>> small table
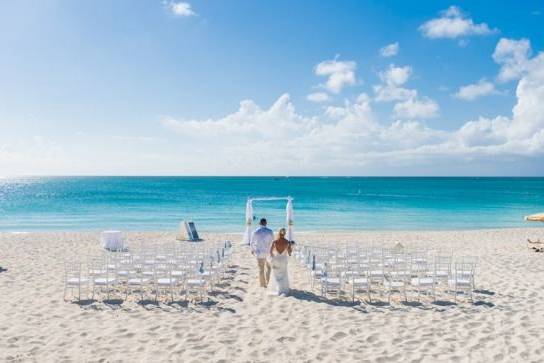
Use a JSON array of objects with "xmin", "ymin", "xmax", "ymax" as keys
[{"xmin": 101, "ymin": 230, "xmax": 124, "ymax": 251}]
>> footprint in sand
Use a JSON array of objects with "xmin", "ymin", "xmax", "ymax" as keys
[
  {"xmin": 276, "ymin": 336, "xmax": 295, "ymax": 343},
  {"xmin": 330, "ymin": 331, "xmax": 348, "ymax": 341}
]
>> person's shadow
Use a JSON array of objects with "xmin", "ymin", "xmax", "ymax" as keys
[
  {"xmin": 288, "ymin": 289, "xmax": 359, "ymax": 307},
  {"xmin": 0, "ymin": 267, "xmax": 7, "ymax": 273}
]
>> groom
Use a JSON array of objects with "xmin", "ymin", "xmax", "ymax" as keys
[{"xmin": 251, "ymin": 218, "xmax": 274, "ymax": 288}]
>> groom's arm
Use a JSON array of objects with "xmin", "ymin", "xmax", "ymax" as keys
[{"xmin": 250, "ymin": 231, "xmax": 258, "ymax": 254}]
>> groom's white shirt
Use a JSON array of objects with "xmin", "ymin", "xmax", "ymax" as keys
[{"xmin": 251, "ymin": 226, "xmax": 274, "ymax": 258}]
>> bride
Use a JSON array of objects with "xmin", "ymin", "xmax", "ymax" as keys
[{"xmin": 268, "ymin": 228, "xmax": 292, "ymax": 296}]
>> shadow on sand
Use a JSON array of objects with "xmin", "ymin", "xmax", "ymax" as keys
[
  {"xmin": 71, "ymin": 299, "xmax": 97, "ymax": 306},
  {"xmin": 287, "ymin": 289, "xmax": 359, "ymax": 307},
  {"xmin": 0, "ymin": 267, "xmax": 7, "ymax": 273},
  {"xmin": 474, "ymin": 289, "xmax": 495, "ymax": 296},
  {"xmin": 432, "ymin": 300, "xmax": 457, "ymax": 307},
  {"xmin": 473, "ymin": 300, "xmax": 495, "ymax": 308}
]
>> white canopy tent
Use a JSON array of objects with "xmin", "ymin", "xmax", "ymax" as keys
[{"xmin": 243, "ymin": 196, "xmax": 294, "ymax": 245}]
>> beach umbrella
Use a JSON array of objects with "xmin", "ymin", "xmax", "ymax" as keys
[
  {"xmin": 525, "ymin": 213, "xmax": 544, "ymax": 222},
  {"xmin": 286, "ymin": 197, "xmax": 294, "ymax": 242},
  {"xmin": 243, "ymin": 199, "xmax": 253, "ymax": 245}
]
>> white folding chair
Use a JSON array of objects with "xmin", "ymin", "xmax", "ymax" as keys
[
  {"xmin": 185, "ymin": 261, "xmax": 209, "ymax": 302},
  {"xmin": 126, "ymin": 260, "xmax": 150, "ymax": 301},
  {"xmin": 347, "ymin": 260, "xmax": 371, "ymax": 303},
  {"xmin": 410, "ymin": 253, "xmax": 435, "ymax": 302},
  {"xmin": 448, "ymin": 260, "xmax": 476, "ymax": 302},
  {"xmin": 433, "ymin": 254, "xmax": 452, "ymax": 296},
  {"xmin": 367, "ymin": 251, "xmax": 385, "ymax": 299},
  {"xmin": 321, "ymin": 262, "xmax": 343, "ymax": 298},
  {"xmin": 154, "ymin": 261, "xmax": 177, "ymax": 302},
  {"xmin": 89, "ymin": 258, "xmax": 117, "ymax": 300},
  {"xmin": 384, "ymin": 255, "xmax": 409, "ymax": 303},
  {"xmin": 64, "ymin": 261, "xmax": 88, "ymax": 301}
]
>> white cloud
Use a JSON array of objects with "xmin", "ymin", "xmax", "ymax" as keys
[
  {"xmin": 493, "ymin": 38, "xmax": 532, "ymax": 82},
  {"xmin": 314, "ymin": 58, "xmax": 357, "ymax": 93},
  {"xmin": 374, "ymin": 65, "xmax": 417, "ymax": 102},
  {"xmin": 160, "ymin": 48, "xmax": 544, "ymax": 174},
  {"xmin": 382, "ymin": 64, "xmax": 412, "ymax": 86},
  {"xmin": 393, "ymin": 97, "xmax": 439, "ymax": 119},
  {"xmin": 5, "ymin": 42, "xmax": 543, "ymax": 176},
  {"xmin": 110, "ymin": 135, "xmax": 162, "ymax": 144},
  {"xmin": 453, "ymin": 79, "xmax": 497, "ymax": 101},
  {"xmin": 419, "ymin": 6, "xmax": 497, "ymax": 39},
  {"xmin": 169, "ymin": 2, "xmax": 196, "ymax": 17},
  {"xmin": 5, "ymin": 49, "xmax": 543, "ymax": 176},
  {"xmin": 161, "ymin": 94, "xmax": 320, "ymax": 142},
  {"xmin": 374, "ymin": 86, "xmax": 417, "ymax": 103},
  {"xmin": 306, "ymin": 92, "xmax": 330, "ymax": 103},
  {"xmin": 380, "ymin": 42, "xmax": 399, "ymax": 57},
  {"xmin": 372, "ymin": 64, "xmax": 439, "ymax": 119}
]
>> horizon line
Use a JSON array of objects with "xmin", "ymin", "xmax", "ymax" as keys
[{"xmin": 2, "ymin": 175, "xmax": 544, "ymax": 178}]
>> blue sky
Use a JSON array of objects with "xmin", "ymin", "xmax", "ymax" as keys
[{"xmin": 1, "ymin": 1, "xmax": 544, "ymax": 176}]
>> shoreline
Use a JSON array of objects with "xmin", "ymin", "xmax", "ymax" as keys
[{"xmin": 2, "ymin": 225, "xmax": 543, "ymax": 234}]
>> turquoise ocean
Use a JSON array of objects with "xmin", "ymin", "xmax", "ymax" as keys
[{"xmin": 0, "ymin": 177, "xmax": 543, "ymax": 232}]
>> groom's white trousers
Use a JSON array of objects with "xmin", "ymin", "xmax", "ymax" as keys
[{"xmin": 257, "ymin": 258, "xmax": 271, "ymax": 287}]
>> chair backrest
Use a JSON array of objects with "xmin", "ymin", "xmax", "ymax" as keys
[
  {"xmin": 453, "ymin": 261, "xmax": 475, "ymax": 280},
  {"xmin": 323, "ymin": 261, "xmax": 342, "ymax": 279},
  {"xmin": 409, "ymin": 250, "xmax": 429, "ymax": 276},
  {"xmin": 457, "ymin": 255, "xmax": 478, "ymax": 266},
  {"xmin": 65, "ymin": 261, "xmax": 82, "ymax": 280},
  {"xmin": 116, "ymin": 254, "xmax": 133, "ymax": 270},
  {"xmin": 186, "ymin": 259, "xmax": 205, "ymax": 280},
  {"xmin": 387, "ymin": 253, "xmax": 409, "ymax": 280},
  {"xmin": 153, "ymin": 261, "xmax": 172, "ymax": 279},
  {"xmin": 434, "ymin": 255, "xmax": 452, "ymax": 275},
  {"xmin": 89, "ymin": 257, "xmax": 108, "ymax": 278}
]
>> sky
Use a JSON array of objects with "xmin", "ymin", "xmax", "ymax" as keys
[{"xmin": 1, "ymin": 0, "xmax": 544, "ymax": 176}]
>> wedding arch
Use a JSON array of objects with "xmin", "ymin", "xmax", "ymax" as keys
[{"xmin": 242, "ymin": 196, "xmax": 294, "ymax": 245}]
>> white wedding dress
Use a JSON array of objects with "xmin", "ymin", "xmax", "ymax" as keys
[{"xmin": 269, "ymin": 246, "xmax": 290, "ymax": 296}]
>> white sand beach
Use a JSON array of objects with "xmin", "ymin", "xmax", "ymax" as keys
[{"xmin": 1, "ymin": 228, "xmax": 544, "ymax": 362}]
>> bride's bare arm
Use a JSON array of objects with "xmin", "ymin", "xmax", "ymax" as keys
[
  {"xmin": 270, "ymin": 241, "xmax": 275, "ymax": 257},
  {"xmin": 287, "ymin": 242, "xmax": 292, "ymax": 256}
]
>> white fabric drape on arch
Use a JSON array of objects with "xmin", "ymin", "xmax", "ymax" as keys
[
  {"xmin": 286, "ymin": 198, "xmax": 294, "ymax": 242},
  {"xmin": 243, "ymin": 199, "xmax": 253, "ymax": 245},
  {"xmin": 242, "ymin": 197, "xmax": 294, "ymax": 245}
]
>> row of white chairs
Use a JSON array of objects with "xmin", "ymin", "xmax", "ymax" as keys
[
  {"xmin": 64, "ymin": 240, "xmax": 233, "ymax": 303},
  {"xmin": 295, "ymin": 244, "xmax": 478, "ymax": 303}
]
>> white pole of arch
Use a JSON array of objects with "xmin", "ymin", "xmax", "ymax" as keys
[
  {"xmin": 286, "ymin": 197, "xmax": 294, "ymax": 242},
  {"xmin": 243, "ymin": 199, "xmax": 253, "ymax": 245}
]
